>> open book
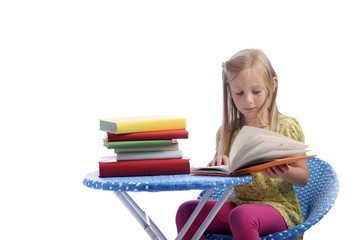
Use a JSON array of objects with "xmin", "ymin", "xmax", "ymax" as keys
[{"xmin": 191, "ymin": 126, "xmax": 315, "ymax": 176}]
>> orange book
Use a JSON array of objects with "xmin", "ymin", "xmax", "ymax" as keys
[
  {"xmin": 191, "ymin": 126, "xmax": 313, "ymax": 176},
  {"xmin": 191, "ymin": 155, "xmax": 316, "ymax": 176}
]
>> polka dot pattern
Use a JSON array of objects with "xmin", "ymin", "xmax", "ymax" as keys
[{"xmin": 83, "ymin": 173, "xmax": 253, "ymax": 192}]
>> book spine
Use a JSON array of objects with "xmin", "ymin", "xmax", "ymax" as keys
[
  {"xmin": 107, "ymin": 129, "xmax": 189, "ymax": 141},
  {"xmin": 99, "ymin": 121, "xmax": 117, "ymax": 134},
  {"xmin": 99, "ymin": 159, "xmax": 190, "ymax": 177},
  {"xmin": 114, "ymin": 142, "xmax": 179, "ymax": 153},
  {"xmin": 105, "ymin": 139, "xmax": 173, "ymax": 149},
  {"xmin": 116, "ymin": 150, "xmax": 183, "ymax": 161},
  {"xmin": 115, "ymin": 118, "xmax": 186, "ymax": 134}
]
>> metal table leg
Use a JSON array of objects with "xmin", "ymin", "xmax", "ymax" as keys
[
  {"xmin": 114, "ymin": 191, "xmax": 167, "ymax": 240},
  {"xmin": 191, "ymin": 186, "xmax": 234, "ymax": 240},
  {"xmin": 175, "ymin": 188, "xmax": 215, "ymax": 240},
  {"xmin": 115, "ymin": 187, "xmax": 233, "ymax": 240}
]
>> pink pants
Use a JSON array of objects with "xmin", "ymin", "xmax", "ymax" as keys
[{"xmin": 175, "ymin": 200, "xmax": 287, "ymax": 240}]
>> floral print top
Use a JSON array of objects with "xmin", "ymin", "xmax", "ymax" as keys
[{"xmin": 216, "ymin": 114, "xmax": 305, "ymax": 234}]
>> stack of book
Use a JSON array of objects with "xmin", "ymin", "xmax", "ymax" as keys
[{"xmin": 98, "ymin": 116, "xmax": 190, "ymax": 177}]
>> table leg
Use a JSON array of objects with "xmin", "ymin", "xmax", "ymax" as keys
[
  {"xmin": 175, "ymin": 188, "xmax": 215, "ymax": 240},
  {"xmin": 114, "ymin": 191, "xmax": 167, "ymax": 240},
  {"xmin": 114, "ymin": 187, "xmax": 233, "ymax": 240},
  {"xmin": 191, "ymin": 186, "xmax": 234, "ymax": 240}
]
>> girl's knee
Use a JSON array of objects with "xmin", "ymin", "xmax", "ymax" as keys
[
  {"xmin": 229, "ymin": 205, "xmax": 259, "ymax": 229},
  {"xmin": 228, "ymin": 205, "xmax": 262, "ymax": 240},
  {"xmin": 229, "ymin": 204, "xmax": 288, "ymax": 239},
  {"xmin": 177, "ymin": 200, "xmax": 199, "ymax": 213}
]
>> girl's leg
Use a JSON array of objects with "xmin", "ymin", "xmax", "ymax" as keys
[
  {"xmin": 175, "ymin": 200, "xmax": 236, "ymax": 240},
  {"xmin": 229, "ymin": 204, "xmax": 288, "ymax": 240}
]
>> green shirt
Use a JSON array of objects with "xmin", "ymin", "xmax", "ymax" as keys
[{"xmin": 216, "ymin": 114, "xmax": 305, "ymax": 236}]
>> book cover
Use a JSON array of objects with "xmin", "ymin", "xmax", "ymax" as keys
[
  {"xmin": 99, "ymin": 115, "xmax": 186, "ymax": 134},
  {"xmin": 99, "ymin": 157, "xmax": 190, "ymax": 177},
  {"xmin": 116, "ymin": 150, "xmax": 183, "ymax": 161},
  {"xmin": 106, "ymin": 129, "xmax": 189, "ymax": 141},
  {"xmin": 104, "ymin": 139, "xmax": 173, "ymax": 149},
  {"xmin": 191, "ymin": 126, "xmax": 313, "ymax": 176},
  {"xmin": 231, "ymin": 155, "xmax": 316, "ymax": 175}
]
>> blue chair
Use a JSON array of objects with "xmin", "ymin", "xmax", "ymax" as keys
[{"xmin": 197, "ymin": 157, "xmax": 339, "ymax": 240}]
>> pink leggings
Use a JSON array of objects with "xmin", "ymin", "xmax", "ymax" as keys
[{"xmin": 176, "ymin": 200, "xmax": 287, "ymax": 240}]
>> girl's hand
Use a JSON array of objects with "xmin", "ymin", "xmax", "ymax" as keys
[
  {"xmin": 264, "ymin": 159, "xmax": 309, "ymax": 187},
  {"xmin": 264, "ymin": 164, "xmax": 289, "ymax": 178},
  {"xmin": 207, "ymin": 154, "xmax": 229, "ymax": 166}
]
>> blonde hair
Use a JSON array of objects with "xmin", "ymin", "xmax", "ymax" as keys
[{"xmin": 220, "ymin": 49, "xmax": 280, "ymax": 156}]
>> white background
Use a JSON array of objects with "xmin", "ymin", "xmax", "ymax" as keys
[{"xmin": 1, "ymin": 0, "xmax": 359, "ymax": 239}]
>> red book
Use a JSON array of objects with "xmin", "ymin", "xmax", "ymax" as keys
[
  {"xmin": 99, "ymin": 157, "xmax": 190, "ymax": 177},
  {"xmin": 106, "ymin": 129, "xmax": 189, "ymax": 142}
]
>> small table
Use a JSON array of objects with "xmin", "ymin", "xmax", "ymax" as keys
[{"xmin": 83, "ymin": 172, "xmax": 252, "ymax": 240}]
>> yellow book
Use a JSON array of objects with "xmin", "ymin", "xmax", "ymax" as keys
[{"xmin": 99, "ymin": 115, "xmax": 186, "ymax": 134}]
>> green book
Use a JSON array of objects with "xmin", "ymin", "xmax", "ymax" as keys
[{"xmin": 104, "ymin": 139, "xmax": 173, "ymax": 149}]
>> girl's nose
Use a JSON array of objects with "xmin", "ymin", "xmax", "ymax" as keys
[{"xmin": 245, "ymin": 93, "xmax": 253, "ymax": 104}]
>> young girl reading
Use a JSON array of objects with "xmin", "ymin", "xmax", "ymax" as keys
[{"xmin": 175, "ymin": 49, "xmax": 308, "ymax": 240}]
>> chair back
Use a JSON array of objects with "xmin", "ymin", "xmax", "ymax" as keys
[{"xmin": 294, "ymin": 157, "xmax": 339, "ymax": 221}]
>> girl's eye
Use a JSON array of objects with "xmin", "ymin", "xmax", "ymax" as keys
[
  {"xmin": 236, "ymin": 91, "xmax": 244, "ymax": 96},
  {"xmin": 253, "ymin": 90, "xmax": 261, "ymax": 95}
]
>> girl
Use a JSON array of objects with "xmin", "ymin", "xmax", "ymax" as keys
[{"xmin": 176, "ymin": 49, "xmax": 308, "ymax": 240}]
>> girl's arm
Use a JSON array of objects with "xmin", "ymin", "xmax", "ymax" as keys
[{"xmin": 264, "ymin": 157, "xmax": 309, "ymax": 187}]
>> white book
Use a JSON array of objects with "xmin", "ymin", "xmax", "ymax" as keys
[{"xmin": 116, "ymin": 150, "xmax": 183, "ymax": 161}]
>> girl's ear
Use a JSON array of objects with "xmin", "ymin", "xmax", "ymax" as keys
[{"xmin": 272, "ymin": 77, "xmax": 278, "ymax": 92}]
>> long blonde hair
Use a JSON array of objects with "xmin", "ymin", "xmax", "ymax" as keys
[{"xmin": 220, "ymin": 49, "xmax": 280, "ymax": 156}]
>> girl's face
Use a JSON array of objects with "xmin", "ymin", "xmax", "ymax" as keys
[{"xmin": 228, "ymin": 70, "xmax": 274, "ymax": 127}]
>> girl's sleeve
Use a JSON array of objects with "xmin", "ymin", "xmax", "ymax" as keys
[{"xmin": 279, "ymin": 117, "xmax": 305, "ymax": 143}]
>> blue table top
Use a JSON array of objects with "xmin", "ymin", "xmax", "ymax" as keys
[{"xmin": 83, "ymin": 171, "xmax": 253, "ymax": 192}]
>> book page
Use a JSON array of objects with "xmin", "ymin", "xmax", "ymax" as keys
[
  {"xmin": 228, "ymin": 126, "xmax": 297, "ymax": 162},
  {"xmin": 230, "ymin": 137, "xmax": 264, "ymax": 171},
  {"xmin": 229, "ymin": 126, "xmax": 309, "ymax": 172},
  {"xmin": 238, "ymin": 137, "xmax": 308, "ymax": 164},
  {"xmin": 228, "ymin": 129, "xmax": 265, "ymax": 165},
  {"xmin": 190, "ymin": 165, "xmax": 230, "ymax": 175},
  {"xmin": 234, "ymin": 149, "xmax": 309, "ymax": 170}
]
